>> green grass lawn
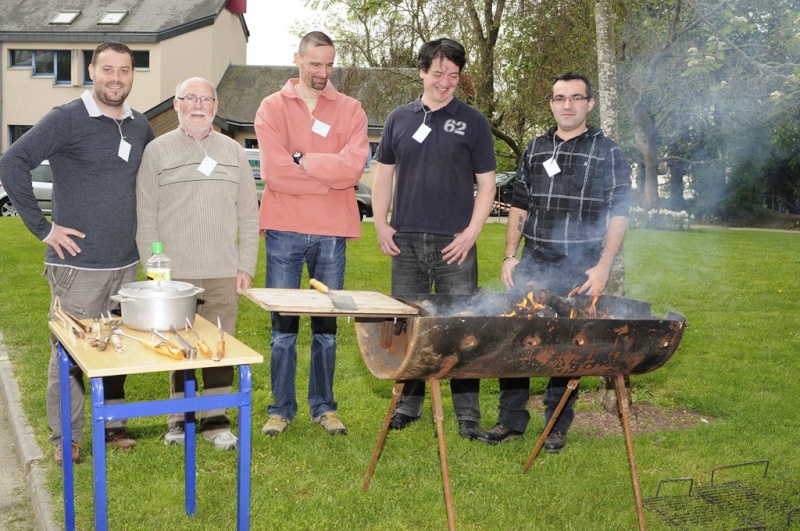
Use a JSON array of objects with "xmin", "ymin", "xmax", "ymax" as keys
[{"xmin": 1, "ymin": 218, "xmax": 799, "ymax": 530}]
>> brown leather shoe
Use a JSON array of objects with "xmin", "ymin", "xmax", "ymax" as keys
[
  {"xmin": 54, "ymin": 441, "xmax": 81, "ymax": 465},
  {"xmin": 105, "ymin": 429, "xmax": 136, "ymax": 450}
]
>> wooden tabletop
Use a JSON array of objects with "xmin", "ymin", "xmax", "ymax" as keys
[
  {"xmin": 245, "ymin": 288, "xmax": 419, "ymax": 317},
  {"xmin": 50, "ymin": 315, "xmax": 263, "ymax": 378}
]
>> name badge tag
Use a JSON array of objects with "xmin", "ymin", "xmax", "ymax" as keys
[
  {"xmin": 198, "ymin": 156, "xmax": 218, "ymax": 176},
  {"xmin": 312, "ymin": 119, "xmax": 331, "ymax": 137},
  {"xmin": 413, "ymin": 123, "xmax": 432, "ymax": 143},
  {"xmin": 544, "ymin": 157, "xmax": 561, "ymax": 177},
  {"xmin": 118, "ymin": 139, "xmax": 131, "ymax": 161}
]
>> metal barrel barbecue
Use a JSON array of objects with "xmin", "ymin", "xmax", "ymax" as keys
[
  {"xmin": 355, "ymin": 291, "xmax": 685, "ymax": 381},
  {"xmin": 355, "ymin": 290, "xmax": 687, "ymax": 531}
]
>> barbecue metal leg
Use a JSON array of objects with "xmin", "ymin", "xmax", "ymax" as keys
[
  {"xmin": 615, "ymin": 374, "xmax": 646, "ymax": 531},
  {"xmin": 362, "ymin": 381, "xmax": 405, "ymax": 492},
  {"xmin": 430, "ymin": 378, "xmax": 456, "ymax": 531},
  {"xmin": 523, "ymin": 377, "xmax": 580, "ymax": 473}
]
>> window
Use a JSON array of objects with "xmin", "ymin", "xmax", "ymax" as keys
[
  {"xmin": 245, "ymin": 139, "xmax": 259, "ymax": 149},
  {"xmin": 9, "ymin": 125, "xmax": 33, "ymax": 144},
  {"xmin": 56, "ymin": 52, "xmax": 71, "ymax": 84},
  {"xmin": 99, "ymin": 11, "xmax": 127, "ymax": 24},
  {"xmin": 10, "ymin": 50, "xmax": 32, "ymax": 67},
  {"xmin": 50, "ymin": 10, "xmax": 80, "ymax": 25},
  {"xmin": 33, "ymin": 51, "xmax": 55, "ymax": 75},
  {"xmin": 133, "ymin": 51, "xmax": 149, "ymax": 70},
  {"xmin": 14, "ymin": 50, "xmax": 72, "ymax": 84},
  {"xmin": 83, "ymin": 50, "xmax": 93, "ymax": 84}
]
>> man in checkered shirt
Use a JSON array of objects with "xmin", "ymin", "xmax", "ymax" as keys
[{"xmin": 478, "ymin": 72, "xmax": 632, "ymax": 449}]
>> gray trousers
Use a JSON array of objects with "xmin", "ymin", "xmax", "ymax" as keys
[
  {"xmin": 167, "ymin": 277, "xmax": 238, "ymax": 436},
  {"xmin": 46, "ymin": 264, "xmax": 137, "ymax": 446}
]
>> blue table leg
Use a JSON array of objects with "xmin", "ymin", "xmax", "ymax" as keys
[
  {"xmin": 237, "ymin": 365, "xmax": 252, "ymax": 531},
  {"xmin": 90, "ymin": 377, "xmax": 108, "ymax": 531},
  {"xmin": 184, "ymin": 370, "xmax": 197, "ymax": 517},
  {"xmin": 57, "ymin": 343, "xmax": 75, "ymax": 531}
]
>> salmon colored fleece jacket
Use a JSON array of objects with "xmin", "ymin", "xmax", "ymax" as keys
[{"xmin": 255, "ymin": 79, "xmax": 369, "ymax": 239}]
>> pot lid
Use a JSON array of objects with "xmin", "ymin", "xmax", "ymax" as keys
[{"xmin": 118, "ymin": 280, "xmax": 198, "ymax": 299}]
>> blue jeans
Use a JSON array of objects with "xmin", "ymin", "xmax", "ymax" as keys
[
  {"xmin": 391, "ymin": 232, "xmax": 481, "ymax": 422},
  {"xmin": 265, "ymin": 231, "xmax": 345, "ymax": 421}
]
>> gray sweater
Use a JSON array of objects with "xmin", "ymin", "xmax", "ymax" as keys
[
  {"xmin": 0, "ymin": 94, "xmax": 154, "ymax": 269},
  {"xmin": 135, "ymin": 129, "xmax": 259, "ymax": 279}
]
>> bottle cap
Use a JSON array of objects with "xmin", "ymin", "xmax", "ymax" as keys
[{"xmin": 151, "ymin": 241, "xmax": 164, "ymax": 254}]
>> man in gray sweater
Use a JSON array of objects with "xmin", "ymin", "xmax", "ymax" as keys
[
  {"xmin": 0, "ymin": 41, "xmax": 155, "ymax": 464},
  {"xmin": 136, "ymin": 77, "xmax": 259, "ymax": 450}
]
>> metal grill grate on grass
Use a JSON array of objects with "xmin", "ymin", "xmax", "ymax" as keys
[{"xmin": 643, "ymin": 460, "xmax": 800, "ymax": 530}]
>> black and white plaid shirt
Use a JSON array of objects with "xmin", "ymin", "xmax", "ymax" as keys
[{"xmin": 511, "ymin": 126, "xmax": 632, "ymax": 264}]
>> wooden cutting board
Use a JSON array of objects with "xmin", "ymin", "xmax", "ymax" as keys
[{"xmin": 244, "ymin": 288, "xmax": 419, "ymax": 317}]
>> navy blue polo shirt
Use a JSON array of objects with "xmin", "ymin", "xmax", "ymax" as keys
[{"xmin": 376, "ymin": 96, "xmax": 496, "ymax": 235}]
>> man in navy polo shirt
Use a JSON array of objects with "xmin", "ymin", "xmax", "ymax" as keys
[{"xmin": 371, "ymin": 37, "xmax": 496, "ymax": 440}]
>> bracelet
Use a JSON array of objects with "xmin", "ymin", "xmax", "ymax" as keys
[{"xmin": 503, "ymin": 255, "xmax": 517, "ymax": 261}]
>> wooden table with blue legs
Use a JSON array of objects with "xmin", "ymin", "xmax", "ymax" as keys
[{"xmin": 50, "ymin": 315, "xmax": 263, "ymax": 531}]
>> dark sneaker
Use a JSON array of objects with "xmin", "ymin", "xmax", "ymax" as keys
[
  {"xmin": 477, "ymin": 423, "xmax": 523, "ymax": 445},
  {"xmin": 262, "ymin": 415, "xmax": 290, "ymax": 437},
  {"xmin": 388, "ymin": 412, "xmax": 420, "ymax": 430},
  {"xmin": 458, "ymin": 420, "xmax": 483, "ymax": 440},
  {"xmin": 105, "ymin": 429, "xmax": 136, "ymax": 450},
  {"xmin": 55, "ymin": 440, "xmax": 81, "ymax": 465},
  {"xmin": 313, "ymin": 412, "xmax": 347, "ymax": 435},
  {"xmin": 544, "ymin": 431, "xmax": 567, "ymax": 453}
]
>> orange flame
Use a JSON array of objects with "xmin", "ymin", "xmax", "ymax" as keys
[
  {"xmin": 502, "ymin": 287, "xmax": 609, "ymax": 319},
  {"xmin": 501, "ymin": 290, "xmax": 548, "ymax": 318}
]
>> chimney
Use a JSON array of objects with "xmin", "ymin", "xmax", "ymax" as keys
[{"xmin": 227, "ymin": 0, "xmax": 247, "ymax": 14}]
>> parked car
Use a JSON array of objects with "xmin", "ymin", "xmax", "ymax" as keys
[
  {"xmin": 474, "ymin": 171, "xmax": 516, "ymax": 216},
  {"xmin": 354, "ymin": 182, "xmax": 374, "ymax": 220},
  {"xmin": 0, "ymin": 160, "xmax": 53, "ymax": 217}
]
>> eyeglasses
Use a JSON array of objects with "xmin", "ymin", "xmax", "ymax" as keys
[
  {"xmin": 551, "ymin": 95, "xmax": 589, "ymax": 104},
  {"xmin": 176, "ymin": 94, "xmax": 216, "ymax": 105}
]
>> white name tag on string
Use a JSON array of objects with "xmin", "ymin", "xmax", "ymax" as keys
[
  {"xmin": 413, "ymin": 123, "xmax": 432, "ymax": 143},
  {"xmin": 198, "ymin": 156, "xmax": 218, "ymax": 176},
  {"xmin": 312, "ymin": 119, "xmax": 331, "ymax": 137},
  {"xmin": 544, "ymin": 157, "xmax": 561, "ymax": 177},
  {"xmin": 118, "ymin": 139, "xmax": 131, "ymax": 161}
]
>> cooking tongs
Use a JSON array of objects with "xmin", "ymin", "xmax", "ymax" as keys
[
  {"xmin": 169, "ymin": 325, "xmax": 197, "ymax": 359},
  {"xmin": 114, "ymin": 329, "xmax": 183, "ymax": 360},
  {"xmin": 216, "ymin": 317, "xmax": 226, "ymax": 361},
  {"xmin": 185, "ymin": 318, "xmax": 221, "ymax": 362}
]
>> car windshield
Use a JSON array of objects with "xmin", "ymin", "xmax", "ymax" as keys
[{"xmin": 496, "ymin": 172, "xmax": 515, "ymax": 186}]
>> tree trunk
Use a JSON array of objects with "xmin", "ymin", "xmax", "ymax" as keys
[
  {"xmin": 595, "ymin": 0, "xmax": 630, "ymax": 413},
  {"xmin": 633, "ymin": 103, "xmax": 660, "ymax": 209},
  {"xmin": 667, "ymin": 159, "xmax": 687, "ymax": 211}
]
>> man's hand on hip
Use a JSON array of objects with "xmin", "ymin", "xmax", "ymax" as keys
[{"xmin": 43, "ymin": 222, "xmax": 85, "ymax": 260}]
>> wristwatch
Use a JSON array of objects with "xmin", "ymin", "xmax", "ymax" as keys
[{"xmin": 292, "ymin": 151, "xmax": 303, "ymax": 165}]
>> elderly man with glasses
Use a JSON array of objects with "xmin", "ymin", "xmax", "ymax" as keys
[
  {"xmin": 478, "ymin": 71, "xmax": 632, "ymax": 450},
  {"xmin": 135, "ymin": 76, "xmax": 259, "ymax": 450}
]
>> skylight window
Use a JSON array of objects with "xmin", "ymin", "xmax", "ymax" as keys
[
  {"xmin": 50, "ymin": 10, "xmax": 80, "ymax": 25},
  {"xmin": 98, "ymin": 11, "xmax": 127, "ymax": 25}
]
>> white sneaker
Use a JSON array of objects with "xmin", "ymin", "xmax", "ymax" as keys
[
  {"xmin": 204, "ymin": 430, "xmax": 238, "ymax": 450},
  {"xmin": 164, "ymin": 425, "xmax": 185, "ymax": 446}
]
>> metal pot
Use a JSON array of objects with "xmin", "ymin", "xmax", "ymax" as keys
[{"xmin": 110, "ymin": 281, "xmax": 204, "ymax": 331}]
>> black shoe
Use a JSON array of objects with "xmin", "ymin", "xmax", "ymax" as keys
[
  {"xmin": 458, "ymin": 420, "xmax": 482, "ymax": 440},
  {"xmin": 477, "ymin": 423, "xmax": 523, "ymax": 445},
  {"xmin": 389, "ymin": 412, "xmax": 419, "ymax": 430},
  {"xmin": 544, "ymin": 431, "xmax": 566, "ymax": 453}
]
